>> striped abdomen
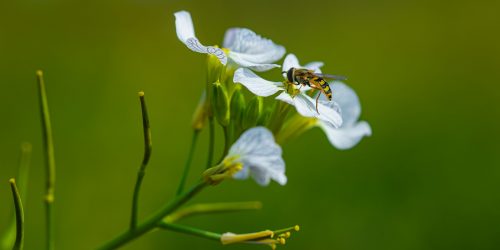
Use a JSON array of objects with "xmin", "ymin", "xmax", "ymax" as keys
[{"xmin": 315, "ymin": 77, "xmax": 332, "ymax": 101}]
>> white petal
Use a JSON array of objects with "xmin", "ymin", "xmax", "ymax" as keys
[
  {"xmin": 331, "ymin": 82, "xmax": 362, "ymax": 126},
  {"xmin": 228, "ymin": 127, "xmax": 286, "ymax": 186},
  {"xmin": 281, "ymin": 54, "xmax": 323, "ymax": 79},
  {"xmin": 275, "ymin": 92, "xmax": 294, "ymax": 105},
  {"xmin": 228, "ymin": 52, "xmax": 281, "ymax": 72},
  {"xmin": 321, "ymin": 121, "xmax": 371, "ymax": 150},
  {"xmin": 316, "ymin": 98, "xmax": 343, "ymax": 128},
  {"xmin": 174, "ymin": 11, "xmax": 195, "ymax": 43},
  {"xmin": 304, "ymin": 61, "xmax": 324, "ymax": 73},
  {"xmin": 174, "ymin": 11, "xmax": 227, "ymax": 65},
  {"xmin": 233, "ymin": 68, "xmax": 283, "ymax": 97},
  {"xmin": 184, "ymin": 38, "xmax": 227, "ymax": 65},
  {"xmin": 282, "ymin": 54, "xmax": 300, "ymax": 72},
  {"xmin": 292, "ymin": 94, "xmax": 321, "ymax": 118},
  {"xmin": 223, "ymin": 28, "xmax": 285, "ymax": 70}
]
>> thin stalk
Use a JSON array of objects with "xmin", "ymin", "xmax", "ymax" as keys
[
  {"xmin": 218, "ymin": 125, "xmax": 230, "ymax": 163},
  {"xmin": 1, "ymin": 143, "xmax": 32, "ymax": 250},
  {"xmin": 164, "ymin": 201, "xmax": 262, "ymax": 223},
  {"xmin": 176, "ymin": 131, "xmax": 199, "ymax": 195},
  {"xmin": 130, "ymin": 92, "xmax": 153, "ymax": 230},
  {"xmin": 97, "ymin": 181, "xmax": 207, "ymax": 250},
  {"xmin": 157, "ymin": 222, "xmax": 221, "ymax": 241},
  {"xmin": 9, "ymin": 179, "xmax": 24, "ymax": 250},
  {"xmin": 206, "ymin": 117, "xmax": 215, "ymax": 169},
  {"xmin": 36, "ymin": 70, "xmax": 56, "ymax": 250}
]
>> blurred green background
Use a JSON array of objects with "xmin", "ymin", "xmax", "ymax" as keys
[{"xmin": 1, "ymin": 0, "xmax": 500, "ymax": 249}]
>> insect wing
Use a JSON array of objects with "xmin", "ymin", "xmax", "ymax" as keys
[{"xmin": 315, "ymin": 73, "xmax": 347, "ymax": 81}]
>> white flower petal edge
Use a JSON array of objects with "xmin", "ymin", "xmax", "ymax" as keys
[
  {"xmin": 223, "ymin": 28, "xmax": 285, "ymax": 72},
  {"xmin": 282, "ymin": 54, "xmax": 324, "ymax": 74},
  {"xmin": 318, "ymin": 82, "xmax": 371, "ymax": 149},
  {"xmin": 233, "ymin": 68, "xmax": 283, "ymax": 97},
  {"xmin": 320, "ymin": 121, "xmax": 371, "ymax": 150},
  {"xmin": 229, "ymin": 127, "xmax": 287, "ymax": 186},
  {"xmin": 174, "ymin": 11, "xmax": 227, "ymax": 65}
]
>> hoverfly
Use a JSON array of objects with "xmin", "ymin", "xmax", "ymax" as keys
[{"xmin": 283, "ymin": 67, "xmax": 347, "ymax": 113}]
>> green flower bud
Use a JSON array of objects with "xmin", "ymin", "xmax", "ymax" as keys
[
  {"xmin": 229, "ymin": 86, "xmax": 246, "ymax": 129},
  {"xmin": 191, "ymin": 91, "xmax": 208, "ymax": 131},
  {"xmin": 242, "ymin": 96, "xmax": 263, "ymax": 130},
  {"xmin": 211, "ymin": 82, "xmax": 230, "ymax": 127}
]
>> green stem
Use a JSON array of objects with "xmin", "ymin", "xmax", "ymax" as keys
[
  {"xmin": 218, "ymin": 125, "xmax": 230, "ymax": 163},
  {"xmin": 36, "ymin": 70, "xmax": 56, "ymax": 250},
  {"xmin": 176, "ymin": 131, "xmax": 199, "ymax": 195},
  {"xmin": 206, "ymin": 117, "xmax": 215, "ymax": 169},
  {"xmin": 97, "ymin": 182, "xmax": 207, "ymax": 250},
  {"xmin": 157, "ymin": 222, "xmax": 221, "ymax": 241},
  {"xmin": 164, "ymin": 201, "xmax": 262, "ymax": 223},
  {"xmin": 9, "ymin": 179, "xmax": 24, "ymax": 250},
  {"xmin": 130, "ymin": 92, "xmax": 153, "ymax": 230},
  {"xmin": 1, "ymin": 143, "xmax": 32, "ymax": 249}
]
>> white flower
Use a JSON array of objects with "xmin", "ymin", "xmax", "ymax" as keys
[
  {"xmin": 226, "ymin": 127, "xmax": 286, "ymax": 186},
  {"xmin": 233, "ymin": 54, "xmax": 343, "ymax": 128},
  {"xmin": 318, "ymin": 82, "xmax": 371, "ymax": 150},
  {"xmin": 174, "ymin": 11, "xmax": 285, "ymax": 71}
]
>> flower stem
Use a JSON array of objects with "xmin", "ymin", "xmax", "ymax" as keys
[
  {"xmin": 9, "ymin": 179, "xmax": 24, "ymax": 250},
  {"xmin": 157, "ymin": 222, "xmax": 221, "ymax": 241},
  {"xmin": 164, "ymin": 201, "xmax": 262, "ymax": 223},
  {"xmin": 176, "ymin": 131, "xmax": 199, "ymax": 195},
  {"xmin": 206, "ymin": 117, "xmax": 215, "ymax": 169},
  {"xmin": 1, "ymin": 143, "xmax": 32, "ymax": 250},
  {"xmin": 36, "ymin": 70, "xmax": 56, "ymax": 250},
  {"xmin": 97, "ymin": 181, "xmax": 208, "ymax": 250},
  {"xmin": 218, "ymin": 125, "xmax": 230, "ymax": 163},
  {"xmin": 130, "ymin": 92, "xmax": 153, "ymax": 230}
]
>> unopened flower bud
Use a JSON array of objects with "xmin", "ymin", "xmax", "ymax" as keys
[
  {"xmin": 211, "ymin": 82, "xmax": 230, "ymax": 127},
  {"xmin": 242, "ymin": 96, "xmax": 263, "ymax": 130},
  {"xmin": 230, "ymin": 86, "xmax": 246, "ymax": 129}
]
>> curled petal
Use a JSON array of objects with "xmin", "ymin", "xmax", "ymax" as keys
[
  {"xmin": 320, "ymin": 121, "xmax": 371, "ymax": 150},
  {"xmin": 174, "ymin": 11, "xmax": 227, "ymax": 65},
  {"xmin": 174, "ymin": 11, "xmax": 195, "ymax": 43},
  {"xmin": 233, "ymin": 68, "xmax": 283, "ymax": 97},
  {"xmin": 229, "ymin": 127, "xmax": 287, "ymax": 186}
]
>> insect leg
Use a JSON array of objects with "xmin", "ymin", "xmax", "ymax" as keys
[{"xmin": 315, "ymin": 93, "xmax": 321, "ymax": 114}]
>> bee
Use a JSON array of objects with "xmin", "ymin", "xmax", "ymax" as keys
[{"xmin": 283, "ymin": 67, "xmax": 347, "ymax": 113}]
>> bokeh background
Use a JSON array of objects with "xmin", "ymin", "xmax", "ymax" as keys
[{"xmin": 1, "ymin": 0, "xmax": 500, "ymax": 249}]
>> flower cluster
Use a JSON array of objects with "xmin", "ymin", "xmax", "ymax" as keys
[{"xmin": 175, "ymin": 10, "xmax": 371, "ymax": 187}]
